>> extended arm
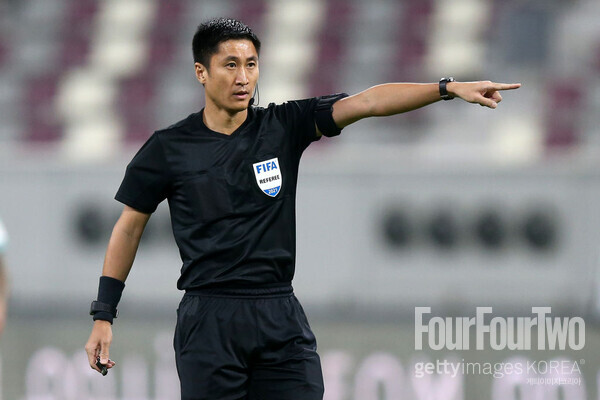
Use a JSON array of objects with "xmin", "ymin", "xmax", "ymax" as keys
[
  {"xmin": 331, "ymin": 80, "xmax": 521, "ymax": 129},
  {"xmin": 85, "ymin": 205, "xmax": 150, "ymax": 374}
]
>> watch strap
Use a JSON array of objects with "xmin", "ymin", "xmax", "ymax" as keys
[{"xmin": 439, "ymin": 77, "xmax": 455, "ymax": 100}]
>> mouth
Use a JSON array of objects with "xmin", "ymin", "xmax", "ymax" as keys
[{"xmin": 233, "ymin": 91, "xmax": 249, "ymax": 100}]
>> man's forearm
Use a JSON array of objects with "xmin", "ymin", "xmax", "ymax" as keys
[
  {"xmin": 333, "ymin": 83, "xmax": 442, "ymax": 128},
  {"xmin": 101, "ymin": 229, "xmax": 140, "ymax": 282},
  {"xmin": 366, "ymin": 83, "xmax": 441, "ymax": 116},
  {"xmin": 332, "ymin": 80, "xmax": 520, "ymax": 129}
]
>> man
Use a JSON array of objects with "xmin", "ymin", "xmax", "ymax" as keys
[{"xmin": 85, "ymin": 18, "xmax": 520, "ymax": 399}]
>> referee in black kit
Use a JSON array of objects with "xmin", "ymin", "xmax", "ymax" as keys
[{"xmin": 85, "ymin": 17, "xmax": 520, "ymax": 399}]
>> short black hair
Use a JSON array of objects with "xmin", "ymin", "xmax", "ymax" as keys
[{"xmin": 192, "ymin": 18, "xmax": 261, "ymax": 68}]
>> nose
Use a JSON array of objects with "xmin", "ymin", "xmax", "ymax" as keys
[{"xmin": 236, "ymin": 67, "xmax": 249, "ymax": 86}]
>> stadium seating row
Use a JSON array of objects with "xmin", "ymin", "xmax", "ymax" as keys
[{"xmin": 0, "ymin": 0, "xmax": 598, "ymax": 155}]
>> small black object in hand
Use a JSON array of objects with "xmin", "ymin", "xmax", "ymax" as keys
[{"xmin": 96, "ymin": 356, "xmax": 108, "ymax": 376}]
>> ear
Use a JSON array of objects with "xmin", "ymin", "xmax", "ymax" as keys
[{"xmin": 195, "ymin": 62, "xmax": 207, "ymax": 85}]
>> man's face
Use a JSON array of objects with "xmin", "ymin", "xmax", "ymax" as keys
[{"xmin": 195, "ymin": 39, "xmax": 259, "ymax": 114}]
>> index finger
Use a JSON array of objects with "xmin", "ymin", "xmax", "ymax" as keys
[
  {"xmin": 85, "ymin": 346, "xmax": 101, "ymax": 372},
  {"xmin": 493, "ymin": 82, "xmax": 521, "ymax": 91}
]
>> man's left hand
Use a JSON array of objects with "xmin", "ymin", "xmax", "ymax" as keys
[{"xmin": 448, "ymin": 81, "xmax": 521, "ymax": 109}]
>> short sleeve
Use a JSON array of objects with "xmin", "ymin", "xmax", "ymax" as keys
[
  {"xmin": 0, "ymin": 219, "xmax": 8, "ymax": 254},
  {"xmin": 115, "ymin": 133, "xmax": 171, "ymax": 214},
  {"xmin": 274, "ymin": 93, "xmax": 348, "ymax": 154}
]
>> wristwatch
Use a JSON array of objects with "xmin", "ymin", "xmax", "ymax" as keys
[
  {"xmin": 439, "ymin": 77, "xmax": 455, "ymax": 100},
  {"xmin": 90, "ymin": 300, "xmax": 118, "ymax": 319}
]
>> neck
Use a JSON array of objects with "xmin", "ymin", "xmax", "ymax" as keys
[{"xmin": 202, "ymin": 103, "xmax": 247, "ymax": 135}]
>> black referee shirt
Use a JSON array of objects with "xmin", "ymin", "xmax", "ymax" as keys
[{"xmin": 116, "ymin": 96, "xmax": 342, "ymax": 290}]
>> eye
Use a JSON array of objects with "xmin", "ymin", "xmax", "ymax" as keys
[
  {"xmin": 247, "ymin": 62, "xmax": 257, "ymax": 68},
  {"xmin": 226, "ymin": 62, "xmax": 236, "ymax": 69}
]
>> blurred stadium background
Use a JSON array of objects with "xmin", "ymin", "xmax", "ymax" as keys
[{"xmin": 0, "ymin": 0, "xmax": 599, "ymax": 399}]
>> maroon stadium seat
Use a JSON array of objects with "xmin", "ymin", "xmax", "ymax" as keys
[
  {"xmin": 118, "ymin": 73, "xmax": 157, "ymax": 143},
  {"xmin": 147, "ymin": 0, "xmax": 186, "ymax": 71},
  {"xmin": 390, "ymin": 0, "xmax": 433, "ymax": 80},
  {"xmin": 545, "ymin": 83, "xmax": 582, "ymax": 149},
  {"xmin": 309, "ymin": 0, "xmax": 353, "ymax": 96},
  {"xmin": 23, "ymin": 74, "xmax": 63, "ymax": 143}
]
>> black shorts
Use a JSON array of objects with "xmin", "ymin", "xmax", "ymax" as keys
[{"xmin": 173, "ymin": 285, "xmax": 324, "ymax": 400}]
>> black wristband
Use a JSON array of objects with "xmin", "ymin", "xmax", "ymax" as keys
[
  {"xmin": 91, "ymin": 276, "xmax": 125, "ymax": 324},
  {"xmin": 91, "ymin": 301, "xmax": 118, "ymax": 322},
  {"xmin": 439, "ymin": 77, "xmax": 455, "ymax": 100}
]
